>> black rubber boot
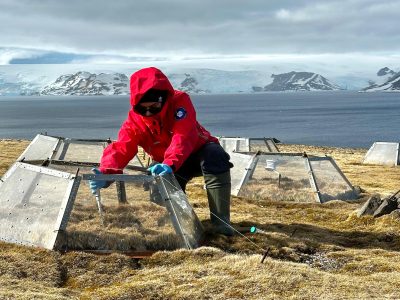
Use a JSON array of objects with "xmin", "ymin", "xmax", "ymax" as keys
[{"xmin": 204, "ymin": 171, "xmax": 234, "ymax": 236}]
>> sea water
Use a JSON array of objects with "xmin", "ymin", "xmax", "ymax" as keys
[{"xmin": 0, "ymin": 91, "xmax": 398, "ymax": 148}]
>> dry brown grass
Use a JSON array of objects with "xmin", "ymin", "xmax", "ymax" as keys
[
  {"xmin": 59, "ymin": 171, "xmax": 182, "ymax": 252},
  {"xmin": 0, "ymin": 139, "xmax": 29, "ymax": 175},
  {"xmin": 1, "ymin": 140, "xmax": 400, "ymax": 299}
]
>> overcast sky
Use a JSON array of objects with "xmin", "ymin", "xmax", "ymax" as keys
[{"xmin": 0, "ymin": 0, "xmax": 399, "ymax": 71}]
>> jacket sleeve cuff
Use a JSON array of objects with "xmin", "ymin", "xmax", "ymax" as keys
[{"xmin": 162, "ymin": 160, "xmax": 176, "ymax": 172}]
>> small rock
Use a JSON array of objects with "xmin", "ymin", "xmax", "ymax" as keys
[
  {"xmin": 373, "ymin": 197, "xmax": 399, "ymax": 218},
  {"xmin": 357, "ymin": 194, "xmax": 382, "ymax": 217},
  {"xmin": 389, "ymin": 209, "xmax": 400, "ymax": 219},
  {"xmin": 353, "ymin": 185, "xmax": 363, "ymax": 194}
]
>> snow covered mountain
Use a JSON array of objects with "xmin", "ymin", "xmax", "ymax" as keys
[
  {"xmin": 0, "ymin": 66, "xmax": 272, "ymax": 95},
  {"xmin": 361, "ymin": 67, "xmax": 400, "ymax": 92},
  {"xmin": 262, "ymin": 71, "xmax": 340, "ymax": 91},
  {"xmin": 40, "ymin": 72, "xmax": 129, "ymax": 95},
  {"xmin": 0, "ymin": 64, "xmax": 384, "ymax": 95},
  {"xmin": 38, "ymin": 69, "xmax": 270, "ymax": 95},
  {"xmin": 377, "ymin": 67, "xmax": 396, "ymax": 77},
  {"xmin": 170, "ymin": 73, "xmax": 210, "ymax": 94}
]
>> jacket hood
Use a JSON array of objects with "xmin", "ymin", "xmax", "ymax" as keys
[{"xmin": 130, "ymin": 67, "xmax": 175, "ymax": 107}]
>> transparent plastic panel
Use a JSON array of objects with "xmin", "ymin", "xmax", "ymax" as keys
[
  {"xmin": 364, "ymin": 142, "xmax": 399, "ymax": 166},
  {"xmin": 250, "ymin": 139, "xmax": 279, "ymax": 152},
  {"xmin": 219, "ymin": 137, "xmax": 279, "ymax": 153},
  {"xmin": 64, "ymin": 173, "xmax": 197, "ymax": 251},
  {"xmin": 264, "ymin": 139, "xmax": 279, "ymax": 153},
  {"xmin": 54, "ymin": 139, "xmax": 143, "ymax": 168},
  {"xmin": 65, "ymin": 175, "xmax": 177, "ymax": 251},
  {"xmin": 219, "ymin": 138, "xmax": 250, "ymax": 153},
  {"xmin": 229, "ymin": 152, "xmax": 255, "ymax": 196},
  {"xmin": 55, "ymin": 140, "xmax": 107, "ymax": 163},
  {"xmin": 17, "ymin": 134, "xmax": 59, "ymax": 161},
  {"xmin": 128, "ymin": 155, "xmax": 144, "ymax": 167},
  {"xmin": 158, "ymin": 174, "xmax": 204, "ymax": 249},
  {"xmin": 0, "ymin": 163, "xmax": 74, "ymax": 249},
  {"xmin": 309, "ymin": 158, "xmax": 356, "ymax": 203},
  {"xmin": 248, "ymin": 139, "xmax": 268, "ymax": 152},
  {"xmin": 135, "ymin": 147, "xmax": 151, "ymax": 168},
  {"xmin": 240, "ymin": 154, "xmax": 315, "ymax": 202}
]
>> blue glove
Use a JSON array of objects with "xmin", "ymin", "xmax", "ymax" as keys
[
  {"xmin": 89, "ymin": 168, "xmax": 111, "ymax": 194},
  {"xmin": 147, "ymin": 163, "xmax": 173, "ymax": 176}
]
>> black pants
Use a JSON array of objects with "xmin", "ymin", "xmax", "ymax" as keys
[{"xmin": 174, "ymin": 142, "xmax": 232, "ymax": 191}]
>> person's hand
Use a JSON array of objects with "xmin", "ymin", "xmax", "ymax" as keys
[
  {"xmin": 89, "ymin": 168, "xmax": 112, "ymax": 194},
  {"xmin": 147, "ymin": 163, "xmax": 173, "ymax": 176}
]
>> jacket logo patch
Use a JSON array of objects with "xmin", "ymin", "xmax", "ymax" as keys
[{"xmin": 175, "ymin": 107, "xmax": 187, "ymax": 120}]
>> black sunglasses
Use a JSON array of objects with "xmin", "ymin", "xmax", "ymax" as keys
[{"xmin": 134, "ymin": 102, "xmax": 162, "ymax": 115}]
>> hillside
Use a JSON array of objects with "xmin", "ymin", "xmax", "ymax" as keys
[
  {"xmin": 41, "ymin": 72, "xmax": 129, "ymax": 96},
  {"xmin": 0, "ymin": 67, "xmax": 271, "ymax": 95},
  {"xmin": 1, "ymin": 140, "xmax": 400, "ymax": 299},
  {"xmin": 362, "ymin": 67, "xmax": 400, "ymax": 92},
  {"xmin": 263, "ymin": 72, "xmax": 341, "ymax": 91}
]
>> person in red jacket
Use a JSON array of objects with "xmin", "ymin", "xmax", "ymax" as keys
[{"xmin": 89, "ymin": 67, "xmax": 233, "ymax": 236}]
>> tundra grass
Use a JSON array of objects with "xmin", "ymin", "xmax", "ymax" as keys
[{"xmin": 1, "ymin": 140, "xmax": 400, "ymax": 299}]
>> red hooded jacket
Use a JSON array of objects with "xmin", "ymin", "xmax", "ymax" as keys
[{"xmin": 99, "ymin": 67, "xmax": 218, "ymax": 174}]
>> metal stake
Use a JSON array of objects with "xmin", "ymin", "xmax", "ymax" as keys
[
  {"xmin": 94, "ymin": 189, "xmax": 105, "ymax": 226},
  {"xmin": 116, "ymin": 181, "xmax": 127, "ymax": 204}
]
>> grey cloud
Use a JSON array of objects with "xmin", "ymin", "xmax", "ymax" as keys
[{"xmin": 0, "ymin": 0, "xmax": 399, "ymax": 58}]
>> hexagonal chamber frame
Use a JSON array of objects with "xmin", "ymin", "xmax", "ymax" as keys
[
  {"xmin": 218, "ymin": 137, "xmax": 280, "ymax": 154},
  {"xmin": 0, "ymin": 162, "xmax": 204, "ymax": 251},
  {"xmin": 18, "ymin": 134, "xmax": 145, "ymax": 205},
  {"xmin": 18, "ymin": 133, "xmax": 144, "ymax": 168},
  {"xmin": 80, "ymin": 173, "xmax": 204, "ymax": 250},
  {"xmin": 230, "ymin": 152, "xmax": 357, "ymax": 203}
]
